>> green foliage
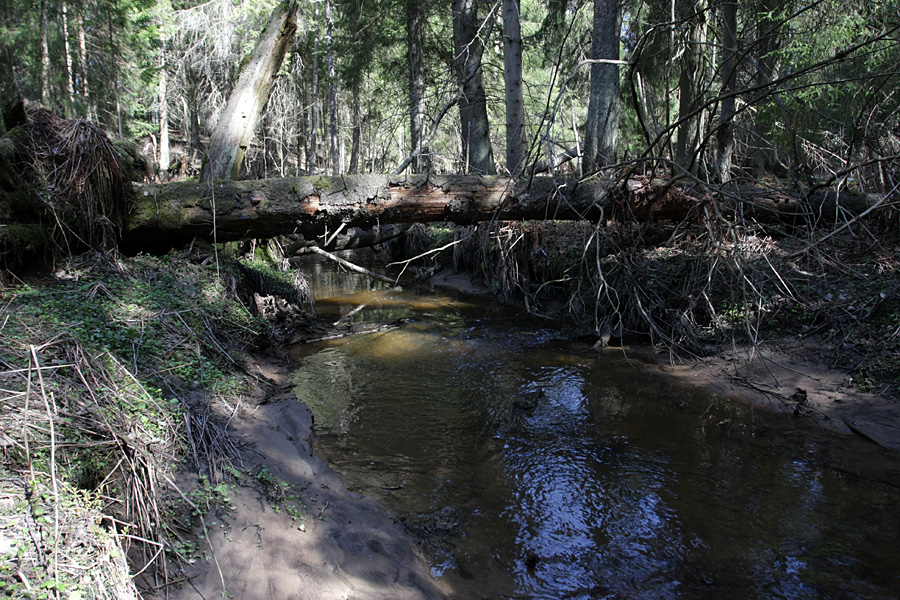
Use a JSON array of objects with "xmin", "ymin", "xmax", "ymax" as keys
[
  {"xmin": 0, "ymin": 250, "xmax": 298, "ymax": 596},
  {"xmin": 9, "ymin": 253, "xmax": 266, "ymax": 393},
  {"xmin": 251, "ymin": 466, "xmax": 310, "ymax": 523}
]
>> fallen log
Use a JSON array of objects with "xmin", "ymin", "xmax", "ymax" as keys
[
  {"xmin": 284, "ymin": 223, "xmax": 412, "ymax": 254},
  {"xmin": 125, "ymin": 174, "xmax": 891, "ymax": 254},
  {"xmin": 124, "ymin": 174, "xmax": 608, "ymax": 253}
]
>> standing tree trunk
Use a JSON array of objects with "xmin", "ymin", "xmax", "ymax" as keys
[
  {"xmin": 407, "ymin": 0, "xmax": 429, "ymax": 174},
  {"xmin": 452, "ymin": 0, "xmax": 496, "ymax": 175},
  {"xmin": 583, "ymin": 0, "xmax": 622, "ymax": 172},
  {"xmin": 674, "ymin": 2, "xmax": 709, "ymax": 175},
  {"xmin": 61, "ymin": 2, "xmax": 76, "ymax": 117},
  {"xmin": 310, "ymin": 2, "xmax": 319, "ymax": 174},
  {"xmin": 186, "ymin": 68, "xmax": 203, "ymax": 168},
  {"xmin": 202, "ymin": 0, "xmax": 298, "ymax": 183},
  {"xmin": 750, "ymin": 0, "xmax": 783, "ymax": 173},
  {"xmin": 502, "ymin": 0, "xmax": 526, "ymax": 176},
  {"xmin": 349, "ymin": 78, "xmax": 361, "ymax": 174},
  {"xmin": 716, "ymin": 0, "xmax": 737, "ymax": 183},
  {"xmin": 107, "ymin": 4, "xmax": 123, "ymax": 138},
  {"xmin": 158, "ymin": 60, "xmax": 170, "ymax": 179},
  {"xmin": 293, "ymin": 44, "xmax": 307, "ymax": 174},
  {"xmin": 40, "ymin": 0, "xmax": 51, "ymax": 106},
  {"xmin": 77, "ymin": 10, "xmax": 93, "ymax": 120},
  {"xmin": 326, "ymin": 0, "xmax": 338, "ymax": 176}
]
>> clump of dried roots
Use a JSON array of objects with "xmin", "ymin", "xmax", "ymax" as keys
[{"xmin": 9, "ymin": 105, "xmax": 129, "ymax": 255}]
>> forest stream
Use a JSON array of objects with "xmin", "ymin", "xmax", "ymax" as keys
[{"xmin": 288, "ymin": 251, "xmax": 900, "ymax": 600}]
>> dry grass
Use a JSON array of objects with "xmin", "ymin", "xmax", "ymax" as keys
[
  {"xmin": 0, "ymin": 248, "xmax": 308, "ymax": 598},
  {"xmin": 0, "ymin": 333, "xmax": 166, "ymax": 599}
]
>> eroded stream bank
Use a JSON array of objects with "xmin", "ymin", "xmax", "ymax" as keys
[{"xmin": 289, "ymin": 250, "xmax": 900, "ymax": 600}]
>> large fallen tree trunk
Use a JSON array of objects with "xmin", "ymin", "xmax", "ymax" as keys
[
  {"xmin": 125, "ymin": 175, "xmax": 608, "ymax": 252},
  {"xmin": 124, "ymin": 174, "xmax": 889, "ymax": 253}
]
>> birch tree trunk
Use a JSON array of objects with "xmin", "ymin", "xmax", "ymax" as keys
[
  {"xmin": 61, "ymin": 2, "xmax": 76, "ymax": 116},
  {"xmin": 77, "ymin": 11, "xmax": 93, "ymax": 120},
  {"xmin": 326, "ymin": 0, "xmax": 338, "ymax": 176},
  {"xmin": 158, "ymin": 62, "xmax": 170, "ymax": 178},
  {"xmin": 502, "ymin": 0, "xmax": 526, "ymax": 177},
  {"xmin": 583, "ymin": 0, "xmax": 622, "ymax": 171},
  {"xmin": 310, "ymin": 2, "xmax": 319, "ymax": 174},
  {"xmin": 201, "ymin": 0, "xmax": 298, "ymax": 183},
  {"xmin": 40, "ymin": 0, "xmax": 51, "ymax": 106},
  {"xmin": 105, "ymin": 3, "xmax": 123, "ymax": 138}
]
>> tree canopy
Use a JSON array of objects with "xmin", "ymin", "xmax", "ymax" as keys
[{"xmin": 2, "ymin": 0, "xmax": 896, "ymax": 190}]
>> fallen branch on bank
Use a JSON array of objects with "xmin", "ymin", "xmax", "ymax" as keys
[{"xmin": 306, "ymin": 245, "xmax": 398, "ymax": 285}]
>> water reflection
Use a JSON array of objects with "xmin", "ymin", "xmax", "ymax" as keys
[{"xmin": 289, "ymin": 252, "xmax": 900, "ymax": 599}]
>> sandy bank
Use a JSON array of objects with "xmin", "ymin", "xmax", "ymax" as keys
[
  {"xmin": 161, "ymin": 352, "xmax": 449, "ymax": 600},
  {"xmin": 624, "ymin": 341, "xmax": 900, "ymax": 452}
]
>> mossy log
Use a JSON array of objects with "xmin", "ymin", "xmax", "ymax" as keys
[
  {"xmin": 125, "ymin": 175, "xmax": 609, "ymax": 253},
  {"xmin": 126, "ymin": 174, "xmax": 890, "ymax": 253}
]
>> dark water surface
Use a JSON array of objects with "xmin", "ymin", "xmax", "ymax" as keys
[{"xmin": 289, "ymin": 252, "xmax": 900, "ymax": 599}]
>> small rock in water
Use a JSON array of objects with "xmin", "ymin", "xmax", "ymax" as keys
[{"xmin": 592, "ymin": 323, "xmax": 613, "ymax": 350}]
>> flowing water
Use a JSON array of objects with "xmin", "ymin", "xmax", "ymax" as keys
[{"xmin": 289, "ymin": 252, "xmax": 900, "ymax": 599}]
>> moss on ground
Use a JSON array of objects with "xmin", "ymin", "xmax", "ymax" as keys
[{"xmin": 0, "ymin": 247, "xmax": 311, "ymax": 598}]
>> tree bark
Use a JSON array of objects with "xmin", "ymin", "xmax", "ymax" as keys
[
  {"xmin": 158, "ymin": 63, "xmax": 170, "ymax": 178},
  {"xmin": 502, "ymin": 0, "xmax": 526, "ymax": 177},
  {"xmin": 407, "ymin": 0, "xmax": 429, "ymax": 174},
  {"xmin": 126, "ymin": 175, "xmax": 608, "ymax": 252},
  {"xmin": 284, "ymin": 224, "xmax": 412, "ymax": 254},
  {"xmin": 326, "ymin": 0, "xmax": 338, "ymax": 176},
  {"xmin": 76, "ymin": 11, "xmax": 92, "ymax": 119},
  {"xmin": 61, "ymin": 2, "xmax": 76, "ymax": 117},
  {"xmin": 40, "ymin": 0, "xmax": 51, "ymax": 106},
  {"xmin": 452, "ymin": 0, "xmax": 496, "ymax": 175},
  {"xmin": 583, "ymin": 0, "xmax": 622, "ymax": 171},
  {"xmin": 201, "ymin": 1, "xmax": 298, "ymax": 183},
  {"xmin": 674, "ymin": 2, "xmax": 709, "ymax": 175},
  {"xmin": 310, "ymin": 2, "xmax": 319, "ymax": 174},
  {"xmin": 107, "ymin": 3, "xmax": 123, "ymax": 138},
  {"xmin": 715, "ymin": 1, "xmax": 737, "ymax": 183}
]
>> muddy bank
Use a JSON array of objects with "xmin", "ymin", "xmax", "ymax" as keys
[
  {"xmin": 163, "ymin": 350, "xmax": 449, "ymax": 600},
  {"xmin": 629, "ymin": 341, "xmax": 900, "ymax": 451}
]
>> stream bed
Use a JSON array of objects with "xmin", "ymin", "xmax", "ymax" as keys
[{"xmin": 288, "ymin": 252, "xmax": 900, "ymax": 599}]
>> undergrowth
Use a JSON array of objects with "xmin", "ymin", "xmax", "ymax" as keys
[
  {"xmin": 0, "ymin": 247, "xmax": 311, "ymax": 598},
  {"xmin": 405, "ymin": 217, "xmax": 900, "ymax": 400}
]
